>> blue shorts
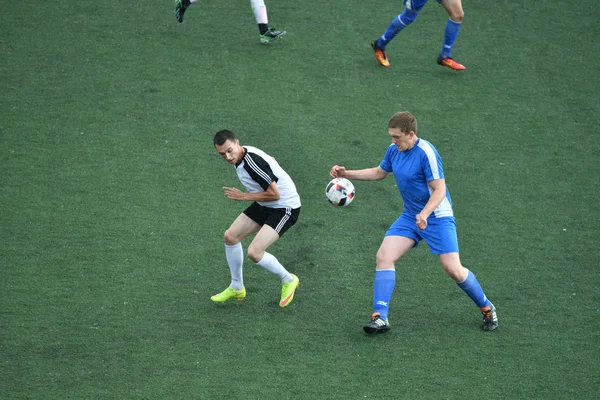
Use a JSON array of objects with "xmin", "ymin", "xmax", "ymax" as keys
[
  {"xmin": 385, "ymin": 213, "xmax": 459, "ymax": 254},
  {"xmin": 404, "ymin": 0, "xmax": 442, "ymax": 12}
]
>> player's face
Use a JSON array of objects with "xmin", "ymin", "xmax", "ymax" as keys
[
  {"xmin": 215, "ymin": 139, "xmax": 243, "ymax": 164},
  {"xmin": 389, "ymin": 128, "xmax": 415, "ymax": 151}
]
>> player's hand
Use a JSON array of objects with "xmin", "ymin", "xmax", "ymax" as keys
[
  {"xmin": 222, "ymin": 187, "xmax": 246, "ymax": 201},
  {"xmin": 416, "ymin": 213, "xmax": 428, "ymax": 230},
  {"xmin": 330, "ymin": 165, "xmax": 346, "ymax": 178}
]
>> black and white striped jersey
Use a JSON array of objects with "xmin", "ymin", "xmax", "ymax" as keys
[{"xmin": 235, "ymin": 146, "xmax": 301, "ymax": 209}]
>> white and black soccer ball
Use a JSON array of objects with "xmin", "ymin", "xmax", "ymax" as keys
[{"xmin": 325, "ymin": 178, "xmax": 355, "ymax": 207}]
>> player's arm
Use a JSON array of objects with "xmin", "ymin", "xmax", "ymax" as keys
[
  {"xmin": 222, "ymin": 181, "xmax": 280, "ymax": 201},
  {"xmin": 330, "ymin": 165, "xmax": 388, "ymax": 181},
  {"xmin": 416, "ymin": 178, "xmax": 447, "ymax": 230}
]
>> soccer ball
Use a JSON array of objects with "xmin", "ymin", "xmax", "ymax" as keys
[{"xmin": 325, "ymin": 178, "xmax": 355, "ymax": 206}]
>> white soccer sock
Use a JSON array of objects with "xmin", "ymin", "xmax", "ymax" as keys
[
  {"xmin": 225, "ymin": 243, "xmax": 244, "ymax": 290},
  {"xmin": 256, "ymin": 252, "xmax": 292, "ymax": 282},
  {"xmin": 250, "ymin": 0, "xmax": 268, "ymax": 24}
]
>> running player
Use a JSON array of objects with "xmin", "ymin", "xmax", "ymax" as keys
[
  {"xmin": 371, "ymin": 0, "xmax": 467, "ymax": 70},
  {"xmin": 175, "ymin": 0, "xmax": 285, "ymax": 44}
]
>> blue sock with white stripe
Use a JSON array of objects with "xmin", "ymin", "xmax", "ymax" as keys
[
  {"xmin": 377, "ymin": 8, "xmax": 418, "ymax": 49},
  {"xmin": 373, "ymin": 269, "xmax": 396, "ymax": 320},
  {"xmin": 440, "ymin": 18, "xmax": 462, "ymax": 58},
  {"xmin": 457, "ymin": 270, "xmax": 491, "ymax": 309}
]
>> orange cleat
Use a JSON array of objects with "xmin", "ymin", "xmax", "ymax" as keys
[
  {"xmin": 437, "ymin": 56, "xmax": 466, "ymax": 70},
  {"xmin": 371, "ymin": 40, "xmax": 390, "ymax": 68}
]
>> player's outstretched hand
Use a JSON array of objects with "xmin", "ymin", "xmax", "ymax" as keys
[
  {"xmin": 223, "ymin": 187, "xmax": 246, "ymax": 200},
  {"xmin": 330, "ymin": 165, "xmax": 346, "ymax": 178}
]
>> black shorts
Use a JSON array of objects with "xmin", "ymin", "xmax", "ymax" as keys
[{"xmin": 243, "ymin": 202, "xmax": 301, "ymax": 237}]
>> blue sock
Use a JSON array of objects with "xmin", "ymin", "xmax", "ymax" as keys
[
  {"xmin": 457, "ymin": 270, "xmax": 492, "ymax": 309},
  {"xmin": 377, "ymin": 8, "xmax": 418, "ymax": 49},
  {"xmin": 440, "ymin": 18, "xmax": 462, "ymax": 58},
  {"xmin": 373, "ymin": 270, "xmax": 396, "ymax": 319}
]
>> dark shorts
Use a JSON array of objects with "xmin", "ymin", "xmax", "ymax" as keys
[{"xmin": 243, "ymin": 202, "xmax": 301, "ymax": 237}]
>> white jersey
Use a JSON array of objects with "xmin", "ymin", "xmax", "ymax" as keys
[{"xmin": 235, "ymin": 146, "xmax": 301, "ymax": 209}]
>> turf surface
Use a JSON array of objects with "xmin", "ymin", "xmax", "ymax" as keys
[{"xmin": 2, "ymin": 1, "xmax": 599, "ymax": 398}]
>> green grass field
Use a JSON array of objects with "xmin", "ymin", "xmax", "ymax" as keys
[{"xmin": 2, "ymin": 1, "xmax": 599, "ymax": 398}]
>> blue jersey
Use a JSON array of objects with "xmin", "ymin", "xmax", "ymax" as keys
[{"xmin": 380, "ymin": 138, "xmax": 453, "ymax": 219}]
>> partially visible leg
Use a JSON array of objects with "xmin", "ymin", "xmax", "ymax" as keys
[
  {"xmin": 377, "ymin": 8, "xmax": 419, "ymax": 50},
  {"xmin": 174, "ymin": 0, "xmax": 200, "ymax": 23},
  {"xmin": 250, "ymin": 0, "xmax": 286, "ymax": 43},
  {"xmin": 248, "ymin": 225, "xmax": 299, "ymax": 307},
  {"xmin": 248, "ymin": 224, "xmax": 291, "ymax": 282},
  {"xmin": 439, "ymin": 252, "xmax": 497, "ymax": 330},
  {"xmin": 372, "ymin": 8, "xmax": 419, "ymax": 67},
  {"xmin": 363, "ymin": 236, "xmax": 415, "ymax": 334},
  {"xmin": 211, "ymin": 213, "xmax": 260, "ymax": 303},
  {"xmin": 439, "ymin": 252, "xmax": 491, "ymax": 307},
  {"xmin": 437, "ymin": 0, "xmax": 466, "ymax": 70},
  {"xmin": 250, "ymin": 0, "xmax": 269, "ymax": 32}
]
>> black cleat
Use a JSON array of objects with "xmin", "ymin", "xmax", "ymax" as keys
[
  {"xmin": 363, "ymin": 312, "xmax": 391, "ymax": 334},
  {"xmin": 259, "ymin": 28, "xmax": 286, "ymax": 44},
  {"xmin": 174, "ymin": 0, "xmax": 191, "ymax": 23},
  {"xmin": 481, "ymin": 306, "xmax": 498, "ymax": 331}
]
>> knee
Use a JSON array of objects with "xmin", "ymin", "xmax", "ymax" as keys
[
  {"xmin": 376, "ymin": 248, "xmax": 394, "ymax": 269},
  {"xmin": 223, "ymin": 229, "xmax": 239, "ymax": 246},
  {"xmin": 247, "ymin": 245, "xmax": 263, "ymax": 263},
  {"xmin": 449, "ymin": 9, "xmax": 464, "ymax": 23},
  {"xmin": 443, "ymin": 263, "xmax": 468, "ymax": 282}
]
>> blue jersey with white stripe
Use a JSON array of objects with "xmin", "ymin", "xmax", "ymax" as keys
[{"xmin": 380, "ymin": 138, "xmax": 453, "ymax": 219}]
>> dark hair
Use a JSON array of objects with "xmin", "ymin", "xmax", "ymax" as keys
[
  {"xmin": 213, "ymin": 130, "xmax": 236, "ymax": 146},
  {"xmin": 388, "ymin": 112, "xmax": 417, "ymax": 134}
]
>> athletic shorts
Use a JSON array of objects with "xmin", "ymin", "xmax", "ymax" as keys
[
  {"xmin": 384, "ymin": 213, "xmax": 459, "ymax": 254},
  {"xmin": 243, "ymin": 202, "xmax": 300, "ymax": 237},
  {"xmin": 404, "ymin": 0, "xmax": 441, "ymax": 12}
]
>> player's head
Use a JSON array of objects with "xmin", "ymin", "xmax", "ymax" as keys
[
  {"xmin": 214, "ymin": 129, "xmax": 237, "ymax": 146},
  {"xmin": 388, "ymin": 111, "xmax": 417, "ymax": 135},
  {"xmin": 214, "ymin": 130, "xmax": 243, "ymax": 164},
  {"xmin": 388, "ymin": 112, "xmax": 418, "ymax": 151}
]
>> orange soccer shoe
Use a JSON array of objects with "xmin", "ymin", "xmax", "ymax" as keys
[
  {"xmin": 371, "ymin": 40, "xmax": 390, "ymax": 68},
  {"xmin": 437, "ymin": 56, "xmax": 466, "ymax": 71}
]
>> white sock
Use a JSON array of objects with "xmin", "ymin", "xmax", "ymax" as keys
[
  {"xmin": 256, "ymin": 252, "xmax": 292, "ymax": 282},
  {"xmin": 250, "ymin": 0, "xmax": 268, "ymax": 24},
  {"xmin": 225, "ymin": 243, "xmax": 244, "ymax": 290}
]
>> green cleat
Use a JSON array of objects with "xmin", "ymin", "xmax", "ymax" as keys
[
  {"xmin": 211, "ymin": 287, "xmax": 246, "ymax": 303},
  {"xmin": 279, "ymin": 274, "xmax": 299, "ymax": 307},
  {"xmin": 259, "ymin": 28, "xmax": 286, "ymax": 44},
  {"xmin": 174, "ymin": 0, "xmax": 191, "ymax": 23}
]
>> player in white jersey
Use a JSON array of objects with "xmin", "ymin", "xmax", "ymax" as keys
[
  {"xmin": 212, "ymin": 130, "xmax": 300, "ymax": 307},
  {"xmin": 330, "ymin": 112, "xmax": 497, "ymax": 333},
  {"xmin": 174, "ymin": 0, "xmax": 286, "ymax": 44}
]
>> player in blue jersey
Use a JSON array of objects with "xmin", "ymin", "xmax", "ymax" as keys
[
  {"xmin": 212, "ymin": 130, "xmax": 300, "ymax": 307},
  {"xmin": 329, "ymin": 111, "xmax": 497, "ymax": 333},
  {"xmin": 371, "ymin": 0, "xmax": 466, "ymax": 70}
]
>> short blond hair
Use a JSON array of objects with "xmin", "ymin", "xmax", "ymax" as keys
[{"xmin": 388, "ymin": 111, "xmax": 417, "ymax": 134}]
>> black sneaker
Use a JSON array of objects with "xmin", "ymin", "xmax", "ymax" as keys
[
  {"xmin": 363, "ymin": 312, "xmax": 391, "ymax": 334},
  {"xmin": 260, "ymin": 28, "xmax": 286, "ymax": 44},
  {"xmin": 174, "ymin": 0, "xmax": 191, "ymax": 23},
  {"xmin": 482, "ymin": 307, "xmax": 498, "ymax": 331}
]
